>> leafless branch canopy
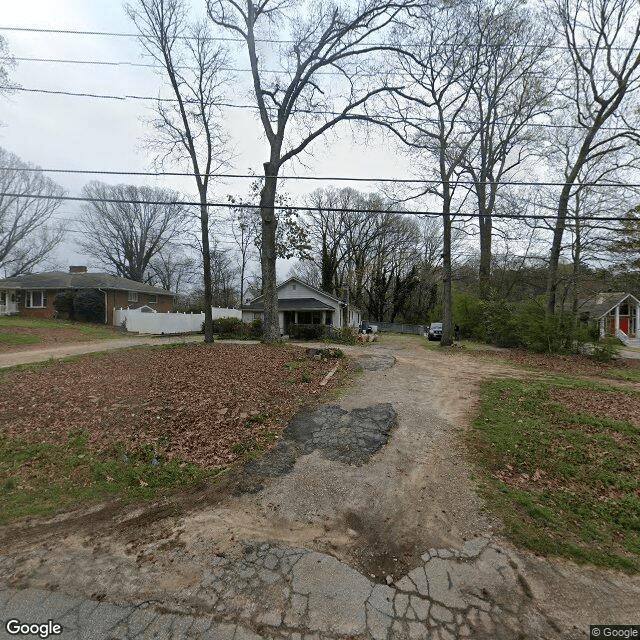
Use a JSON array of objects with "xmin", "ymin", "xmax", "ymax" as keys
[
  {"xmin": 0, "ymin": 148, "xmax": 65, "ymax": 277},
  {"xmin": 78, "ymin": 181, "xmax": 188, "ymax": 283}
]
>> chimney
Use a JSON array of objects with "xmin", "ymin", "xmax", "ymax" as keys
[{"xmin": 69, "ymin": 266, "xmax": 87, "ymax": 273}]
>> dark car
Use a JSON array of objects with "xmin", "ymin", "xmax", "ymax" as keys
[
  {"xmin": 428, "ymin": 322, "xmax": 443, "ymax": 341},
  {"xmin": 359, "ymin": 321, "xmax": 378, "ymax": 334}
]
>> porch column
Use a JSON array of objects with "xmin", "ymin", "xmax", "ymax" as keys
[
  {"xmin": 322, "ymin": 310, "xmax": 326, "ymax": 325},
  {"xmin": 637, "ymin": 304, "xmax": 640, "ymax": 337},
  {"xmin": 294, "ymin": 311, "xmax": 298, "ymax": 324},
  {"xmin": 615, "ymin": 305, "xmax": 620, "ymax": 333},
  {"xmin": 600, "ymin": 317, "xmax": 605, "ymax": 338}
]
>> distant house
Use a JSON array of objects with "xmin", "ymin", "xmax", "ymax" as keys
[
  {"xmin": 578, "ymin": 292, "xmax": 640, "ymax": 344},
  {"xmin": 0, "ymin": 266, "xmax": 175, "ymax": 325},
  {"xmin": 242, "ymin": 277, "xmax": 362, "ymax": 335}
]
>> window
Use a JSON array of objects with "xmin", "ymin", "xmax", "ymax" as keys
[
  {"xmin": 148, "ymin": 294, "xmax": 157, "ymax": 304},
  {"xmin": 128, "ymin": 291, "xmax": 139, "ymax": 302},
  {"xmin": 25, "ymin": 290, "xmax": 46, "ymax": 308},
  {"xmin": 0, "ymin": 291, "xmax": 5, "ymax": 305}
]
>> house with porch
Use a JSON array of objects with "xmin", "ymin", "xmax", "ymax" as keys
[
  {"xmin": 578, "ymin": 292, "xmax": 640, "ymax": 345},
  {"xmin": 0, "ymin": 266, "xmax": 175, "ymax": 325},
  {"xmin": 241, "ymin": 277, "xmax": 362, "ymax": 335}
]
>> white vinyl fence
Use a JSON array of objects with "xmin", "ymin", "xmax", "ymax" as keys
[{"xmin": 113, "ymin": 306, "xmax": 242, "ymax": 334}]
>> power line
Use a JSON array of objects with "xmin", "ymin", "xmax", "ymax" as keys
[
  {"xmin": 1, "ymin": 165, "xmax": 637, "ymax": 189},
  {"xmin": 4, "ymin": 54, "xmax": 613, "ymax": 82},
  {"xmin": 0, "ymin": 190, "xmax": 628, "ymax": 222},
  {"xmin": 7, "ymin": 85, "xmax": 636, "ymax": 132},
  {"xmin": 1, "ymin": 24, "xmax": 635, "ymax": 53}
]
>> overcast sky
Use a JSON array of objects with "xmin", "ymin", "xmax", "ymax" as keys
[{"xmin": 0, "ymin": 0, "xmax": 412, "ymax": 273}]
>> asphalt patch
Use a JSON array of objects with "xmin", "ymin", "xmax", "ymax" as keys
[{"xmin": 238, "ymin": 403, "xmax": 397, "ymax": 493}]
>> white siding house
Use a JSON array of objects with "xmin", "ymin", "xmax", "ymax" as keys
[{"xmin": 242, "ymin": 278, "xmax": 361, "ymax": 335}]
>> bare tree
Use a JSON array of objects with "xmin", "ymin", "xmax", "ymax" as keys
[
  {"xmin": 126, "ymin": 0, "xmax": 230, "ymax": 341},
  {"xmin": 0, "ymin": 36, "xmax": 15, "ymax": 99},
  {"xmin": 545, "ymin": 0, "xmax": 640, "ymax": 314},
  {"xmin": 0, "ymin": 148, "xmax": 65, "ymax": 276},
  {"xmin": 227, "ymin": 204, "xmax": 259, "ymax": 306},
  {"xmin": 460, "ymin": 0, "xmax": 556, "ymax": 298},
  {"xmin": 305, "ymin": 187, "xmax": 361, "ymax": 296},
  {"xmin": 148, "ymin": 242, "xmax": 198, "ymax": 293},
  {"xmin": 78, "ymin": 182, "xmax": 188, "ymax": 282},
  {"xmin": 208, "ymin": 0, "xmax": 415, "ymax": 341},
  {"xmin": 387, "ymin": 0, "xmax": 482, "ymax": 345}
]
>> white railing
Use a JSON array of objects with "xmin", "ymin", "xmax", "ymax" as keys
[
  {"xmin": 113, "ymin": 307, "xmax": 241, "ymax": 334},
  {"xmin": 616, "ymin": 328, "xmax": 630, "ymax": 345}
]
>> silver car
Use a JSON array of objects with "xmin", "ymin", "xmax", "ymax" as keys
[{"xmin": 428, "ymin": 322, "xmax": 443, "ymax": 341}]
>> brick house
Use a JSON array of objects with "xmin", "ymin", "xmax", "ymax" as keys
[{"xmin": 0, "ymin": 266, "xmax": 175, "ymax": 325}]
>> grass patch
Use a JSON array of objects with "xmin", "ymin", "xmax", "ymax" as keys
[
  {"xmin": 230, "ymin": 437, "xmax": 264, "ymax": 461},
  {"xmin": 600, "ymin": 367, "xmax": 640, "ymax": 383},
  {"xmin": 0, "ymin": 429, "xmax": 213, "ymax": 524},
  {"xmin": 469, "ymin": 376, "xmax": 640, "ymax": 572},
  {"xmin": 0, "ymin": 317, "xmax": 120, "ymax": 339},
  {"xmin": 0, "ymin": 332, "xmax": 42, "ymax": 346}
]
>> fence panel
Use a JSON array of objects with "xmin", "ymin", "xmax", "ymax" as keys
[
  {"xmin": 113, "ymin": 307, "xmax": 241, "ymax": 334},
  {"xmin": 375, "ymin": 322, "xmax": 426, "ymax": 335}
]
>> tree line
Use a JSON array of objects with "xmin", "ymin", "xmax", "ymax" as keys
[{"xmin": 1, "ymin": 0, "xmax": 639, "ymax": 345}]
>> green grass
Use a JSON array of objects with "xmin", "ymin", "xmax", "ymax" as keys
[
  {"xmin": 0, "ymin": 317, "xmax": 119, "ymax": 339},
  {"xmin": 0, "ymin": 333, "xmax": 42, "ymax": 346},
  {"xmin": 0, "ymin": 429, "xmax": 215, "ymax": 524},
  {"xmin": 469, "ymin": 376, "xmax": 640, "ymax": 572},
  {"xmin": 599, "ymin": 367, "xmax": 640, "ymax": 383}
]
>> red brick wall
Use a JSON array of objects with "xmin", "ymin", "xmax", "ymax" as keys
[
  {"xmin": 18, "ymin": 289, "xmax": 173, "ymax": 325},
  {"xmin": 19, "ymin": 289, "xmax": 61, "ymax": 320}
]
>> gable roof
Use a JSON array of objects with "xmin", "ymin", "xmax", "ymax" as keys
[
  {"xmin": 0, "ymin": 271, "xmax": 174, "ymax": 296},
  {"xmin": 245, "ymin": 277, "xmax": 345, "ymax": 307},
  {"xmin": 578, "ymin": 292, "xmax": 640, "ymax": 319}
]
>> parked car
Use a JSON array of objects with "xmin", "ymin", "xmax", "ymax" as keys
[
  {"xmin": 427, "ymin": 322, "xmax": 443, "ymax": 341},
  {"xmin": 360, "ymin": 321, "xmax": 378, "ymax": 334}
]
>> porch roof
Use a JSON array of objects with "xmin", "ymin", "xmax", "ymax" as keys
[
  {"xmin": 243, "ymin": 297, "xmax": 335, "ymax": 312},
  {"xmin": 578, "ymin": 292, "xmax": 640, "ymax": 320}
]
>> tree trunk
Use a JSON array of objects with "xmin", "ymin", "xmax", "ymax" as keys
[
  {"xmin": 478, "ymin": 213, "xmax": 492, "ymax": 299},
  {"xmin": 200, "ymin": 201, "xmax": 214, "ymax": 343},
  {"xmin": 260, "ymin": 162, "xmax": 280, "ymax": 343},
  {"xmin": 546, "ymin": 183, "xmax": 572, "ymax": 315},
  {"xmin": 441, "ymin": 209, "xmax": 453, "ymax": 346}
]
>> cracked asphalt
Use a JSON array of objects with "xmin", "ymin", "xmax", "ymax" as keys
[
  {"xmin": 0, "ymin": 537, "xmax": 542, "ymax": 639},
  {"xmin": 1, "ymin": 337, "xmax": 639, "ymax": 639}
]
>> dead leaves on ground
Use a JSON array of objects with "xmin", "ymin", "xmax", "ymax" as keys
[{"xmin": 0, "ymin": 343, "xmax": 346, "ymax": 470}]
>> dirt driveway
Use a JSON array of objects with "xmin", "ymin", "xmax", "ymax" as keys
[{"xmin": 1, "ymin": 336, "xmax": 639, "ymax": 639}]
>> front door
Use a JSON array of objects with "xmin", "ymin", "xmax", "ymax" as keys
[{"xmin": 620, "ymin": 317, "xmax": 629, "ymax": 335}]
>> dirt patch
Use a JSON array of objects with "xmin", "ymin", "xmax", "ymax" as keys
[
  {"xmin": 549, "ymin": 387, "xmax": 640, "ymax": 428},
  {"xmin": 475, "ymin": 347, "xmax": 640, "ymax": 377}
]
